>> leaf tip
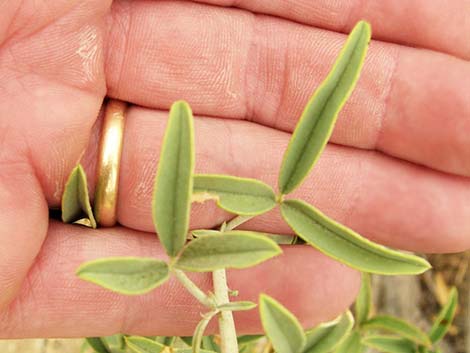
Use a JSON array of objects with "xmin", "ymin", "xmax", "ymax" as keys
[{"xmin": 171, "ymin": 99, "xmax": 192, "ymax": 114}]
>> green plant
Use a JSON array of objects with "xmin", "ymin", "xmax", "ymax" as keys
[
  {"xmin": 357, "ymin": 275, "xmax": 459, "ymax": 353},
  {"xmin": 61, "ymin": 21, "xmax": 454, "ymax": 353}
]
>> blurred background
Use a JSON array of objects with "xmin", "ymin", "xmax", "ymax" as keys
[{"xmin": 0, "ymin": 252, "xmax": 468, "ymax": 353}]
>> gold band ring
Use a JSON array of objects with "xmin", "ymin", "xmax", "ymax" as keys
[{"xmin": 94, "ymin": 99, "xmax": 127, "ymax": 227}]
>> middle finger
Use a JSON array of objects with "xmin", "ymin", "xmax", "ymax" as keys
[
  {"xmin": 106, "ymin": 0, "xmax": 470, "ymax": 176},
  {"xmin": 44, "ymin": 106, "xmax": 470, "ymax": 253}
]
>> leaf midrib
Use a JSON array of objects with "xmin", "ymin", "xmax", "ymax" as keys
[
  {"xmin": 171, "ymin": 109, "xmax": 185, "ymax": 252},
  {"xmin": 194, "ymin": 188, "xmax": 274, "ymax": 200},
  {"xmin": 185, "ymin": 248, "xmax": 275, "ymax": 260}
]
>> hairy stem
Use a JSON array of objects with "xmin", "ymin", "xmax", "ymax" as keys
[
  {"xmin": 213, "ymin": 215, "xmax": 254, "ymax": 353},
  {"xmin": 173, "ymin": 269, "xmax": 213, "ymax": 307},
  {"xmin": 213, "ymin": 269, "xmax": 238, "ymax": 353}
]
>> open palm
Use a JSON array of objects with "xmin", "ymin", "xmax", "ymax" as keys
[{"xmin": 1, "ymin": 0, "xmax": 469, "ymax": 338}]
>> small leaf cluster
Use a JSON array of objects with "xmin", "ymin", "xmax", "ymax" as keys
[
  {"xmin": 258, "ymin": 275, "xmax": 459, "ymax": 353},
  {"xmin": 60, "ymin": 21, "xmax": 446, "ymax": 353},
  {"xmin": 357, "ymin": 275, "xmax": 459, "ymax": 353}
]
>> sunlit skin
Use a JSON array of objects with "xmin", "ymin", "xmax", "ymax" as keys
[{"xmin": 0, "ymin": 0, "xmax": 469, "ymax": 339}]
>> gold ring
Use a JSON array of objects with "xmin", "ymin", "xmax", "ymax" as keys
[{"xmin": 94, "ymin": 99, "xmax": 127, "ymax": 227}]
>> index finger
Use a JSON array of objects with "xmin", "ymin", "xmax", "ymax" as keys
[{"xmin": 192, "ymin": 0, "xmax": 470, "ymax": 60}]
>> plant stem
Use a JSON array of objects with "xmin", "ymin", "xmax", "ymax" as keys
[
  {"xmin": 213, "ymin": 269, "xmax": 238, "ymax": 353},
  {"xmin": 225, "ymin": 215, "xmax": 253, "ymax": 231},
  {"xmin": 213, "ymin": 215, "xmax": 255, "ymax": 353},
  {"xmin": 173, "ymin": 269, "xmax": 213, "ymax": 307}
]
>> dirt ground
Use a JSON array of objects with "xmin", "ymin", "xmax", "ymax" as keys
[{"xmin": 0, "ymin": 251, "xmax": 468, "ymax": 353}]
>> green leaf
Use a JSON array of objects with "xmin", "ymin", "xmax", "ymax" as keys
[
  {"xmin": 278, "ymin": 21, "xmax": 371, "ymax": 195},
  {"xmin": 193, "ymin": 229, "xmax": 294, "ymax": 244},
  {"xmin": 153, "ymin": 336, "xmax": 176, "ymax": 346},
  {"xmin": 429, "ymin": 287, "xmax": 458, "ymax": 343},
  {"xmin": 80, "ymin": 340, "xmax": 92, "ymax": 353},
  {"xmin": 76, "ymin": 257, "xmax": 169, "ymax": 295},
  {"xmin": 362, "ymin": 335, "xmax": 416, "ymax": 353},
  {"xmin": 362, "ymin": 315, "xmax": 431, "ymax": 347},
  {"xmin": 180, "ymin": 337, "xmax": 193, "ymax": 346},
  {"xmin": 355, "ymin": 273, "xmax": 372, "ymax": 326},
  {"xmin": 175, "ymin": 232, "xmax": 282, "ymax": 272},
  {"xmin": 163, "ymin": 337, "xmax": 176, "ymax": 346},
  {"xmin": 217, "ymin": 301, "xmax": 257, "ymax": 312},
  {"xmin": 202, "ymin": 336, "xmax": 220, "ymax": 353},
  {"xmin": 193, "ymin": 311, "xmax": 219, "ymax": 353},
  {"xmin": 418, "ymin": 347, "xmax": 431, "ymax": 353},
  {"xmin": 176, "ymin": 349, "xmax": 215, "ymax": 353},
  {"xmin": 61, "ymin": 164, "xmax": 97, "ymax": 228},
  {"xmin": 259, "ymin": 294, "xmax": 306, "ymax": 353},
  {"xmin": 101, "ymin": 335, "xmax": 126, "ymax": 353},
  {"xmin": 193, "ymin": 174, "xmax": 277, "ymax": 215},
  {"xmin": 280, "ymin": 199, "xmax": 431, "ymax": 275},
  {"xmin": 85, "ymin": 338, "xmax": 110, "ymax": 353},
  {"xmin": 237, "ymin": 335, "xmax": 263, "ymax": 346},
  {"xmin": 303, "ymin": 311, "xmax": 354, "ymax": 353},
  {"xmin": 192, "ymin": 230, "xmax": 222, "ymax": 237},
  {"xmin": 125, "ymin": 336, "xmax": 165, "ymax": 353},
  {"xmin": 153, "ymin": 100, "xmax": 195, "ymax": 257},
  {"xmin": 334, "ymin": 331, "xmax": 364, "ymax": 353}
]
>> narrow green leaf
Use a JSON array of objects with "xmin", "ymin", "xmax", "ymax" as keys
[
  {"xmin": 163, "ymin": 337, "xmax": 176, "ymax": 346},
  {"xmin": 429, "ymin": 287, "xmax": 458, "ymax": 343},
  {"xmin": 80, "ymin": 340, "xmax": 92, "ymax": 353},
  {"xmin": 101, "ymin": 335, "xmax": 126, "ymax": 353},
  {"xmin": 202, "ymin": 336, "xmax": 220, "ymax": 353},
  {"xmin": 153, "ymin": 100, "xmax": 195, "ymax": 257},
  {"xmin": 362, "ymin": 335, "xmax": 416, "ymax": 353},
  {"xmin": 362, "ymin": 315, "xmax": 431, "ymax": 347},
  {"xmin": 334, "ymin": 331, "xmax": 364, "ymax": 353},
  {"xmin": 259, "ymin": 294, "xmax": 306, "ymax": 353},
  {"xmin": 193, "ymin": 174, "xmax": 277, "ymax": 215},
  {"xmin": 192, "ymin": 230, "xmax": 221, "ymax": 237},
  {"xmin": 85, "ymin": 338, "xmax": 110, "ymax": 353},
  {"xmin": 237, "ymin": 335, "xmax": 263, "ymax": 346},
  {"xmin": 355, "ymin": 273, "xmax": 372, "ymax": 326},
  {"xmin": 278, "ymin": 21, "xmax": 371, "ymax": 195},
  {"xmin": 176, "ymin": 349, "xmax": 214, "ymax": 353},
  {"xmin": 303, "ymin": 311, "xmax": 354, "ymax": 353},
  {"xmin": 76, "ymin": 257, "xmax": 169, "ymax": 295},
  {"xmin": 180, "ymin": 337, "xmax": 193, "ymax": 346},
  {"xmin": 281, "ymin": 199, "xmax": 431, "ymax": 275},
  {"xmin": 193, "ymin": 311, "xmax": 219, "ymax": 353},
  {"xmin": 193, "ymin": 229, "xmax": 294, "ymax": 244},
  {"xmin": 175, "ymin": 232, "xmax": 282, "ymax": 272},
  {"xmin": 217, "ymin": 301, "xmax": 257, "ymax": 312},
  {"xmin": 62, "ymin": 164, "xmax": 97, "ymax": 228},
  {"xmin": 125, "ymin": 336, "xmax": 165, "ymax": 353},
  {"xmin": 153, "ymin": 336, "xmax": 176, "ymax": 346}
]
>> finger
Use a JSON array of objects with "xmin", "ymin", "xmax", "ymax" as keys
[
  {"xmin": 0, "ymin": 154, "xmax": 47, "ymax": 310},
  {"xmin": 106, "ymin": 1, "xmax": 470, "ymax": 177},
  {"xmin": 120, "ymin": 109, "xmax": 470, "ymax": 253},
  {"xmin": 41, "ymin": 107, "xmax": 470, "ymax": 253},
  {"xmin": 0, "ymin": 221, "xmax": 359, "ymax": 338},
  {"xmin": 190, "ymin": 0, "xmax": 470, "ymax": 60},
  {"xmin": 0, "ymin": 0, "xmax": 107, "ymax": 309}
]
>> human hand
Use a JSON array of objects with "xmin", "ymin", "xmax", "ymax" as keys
[{"xmin": 0, "ymin": 0, "xmax": 469, "ymax": 339}]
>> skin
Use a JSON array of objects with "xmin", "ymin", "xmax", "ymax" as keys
[{"xmin": 0, "ymin": 0, "xmax": 469, "ymax": 339}]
